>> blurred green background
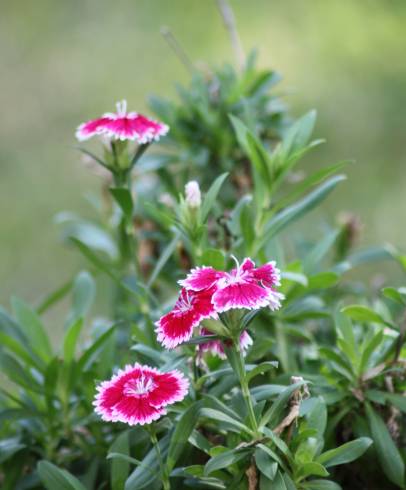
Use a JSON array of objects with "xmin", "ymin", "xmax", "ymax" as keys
[{"xmin": 1, "ymin": 0, "xmax": 405, "ymax": 306}]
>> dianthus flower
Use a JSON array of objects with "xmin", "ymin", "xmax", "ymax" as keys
[
  {"xmin": 93, "ymin": 363, "xmax": 189, "ymax": 426},
  {"xmin": 156, "ymin": 257, "xmax": 283, "ymax": 349},
  {"xmin": 180, "ymin": 257, "xmax": 283, "ymax": 312},
  {"xmin": 76, "ymin": 100, "xmax": 169, "ymax": 143},
  {"xmin": 155, "ymin": 288, "xmax": 217, "ymax": 349}
]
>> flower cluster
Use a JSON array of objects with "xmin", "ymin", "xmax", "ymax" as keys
[
  {"xmin": 76, "ymin": 100, "xmax": 169, "ymax": 143},
  {"xmin": 155, "ymin": 257, "xmax": 283, "ymax": 353},
  {"xmin": 94, "ymin": 363, "xmax": 189, "ymax": 426}
]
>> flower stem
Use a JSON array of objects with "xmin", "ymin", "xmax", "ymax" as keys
[
  {"xmin": 150, "ymin": 430, "xmax": 170, "ymax": 490},
  {"xmin": 228, "ymin": 338, "xmax": 259, "ymax": 436}
]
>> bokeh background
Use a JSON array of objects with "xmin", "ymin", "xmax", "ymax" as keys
[{"xmin": 1, "ymin": 0, "xmax": 406, "ymax": 306}]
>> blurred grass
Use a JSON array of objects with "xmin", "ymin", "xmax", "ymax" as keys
[{"xmin": 1, "ymin": 0, "xmax": 406, "ymax": 305}]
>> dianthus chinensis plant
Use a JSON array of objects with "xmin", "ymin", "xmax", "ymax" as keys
[{"xmin": 1, "ymin": 4, "xmax": 406, "ymax": 490}]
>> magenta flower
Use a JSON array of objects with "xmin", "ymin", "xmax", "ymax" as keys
[
  {"xmin": 155, "ymin": 288, "xmax": 217, "ymax": 349},
  {"xmin": 180, "ymin": 257, "xmax": 284, "ymax": 313},
  {"xmin": 76, "ymin": 100, "xmax": 169, "ymax": 143},
  {"xmin": 93, "ymin": 363, "xmax": 189, "ymax": 426},
  {"xmin": 197, "ymin": 328, "xmax": 253, "ymax": 359}
]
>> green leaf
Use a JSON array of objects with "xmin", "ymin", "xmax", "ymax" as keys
[
  {"xmin": 36, "ymin": 279, "xmax": 73, "ymax": 314},
  {"xmin": 255, "ymin": 446, "xmax": 278, "ymax": 480},
  {"xmin": 110, "ymin": 432, "xmax": 130, "ymax": 490},
  {"xmin": 201, "ymin": 173, "xmax": 229, "ymax": 222},
  {"xmin": 386, "ymin": 393, "xmax": 406, "ymax": 412},
  {"xmin": 246, "ymin": 361, "xmax": 279, "ymax": 383},
  {"xmin": 0, "ymin": 331, "xmax": 43, "ymax": 371},
  {"xmin": 308, "ymin": 272, "xmax": 339, "ymax": 290},
  {"xmin": 0, "ymin": 438, "xmax": 26, "ymax": 464},
  {"xmin": 12, "ymin": 297, "xmax": 52, "ymax": 361},
  {"xmin": 229, "ymin": 115, "xmax": 270, "ymax": 183},
  {"xmin": 38, "ymin": 461, "xmax": 87, "ymax": 490},
  {"xmin": 297, "ymin": 462, "xmax": 329, "ymax": 479},
  {"xmin": 147, "ymin": 233, "xmax": 179, "ymax": 287},
  {"xmin": 125, "ymin": 435, "xmax": 169, "ymax": 490},
  {"xmin": 258, "ymin": 175, "xmax": 346, "ymax": 251},
  {"xmin": 273, "ymin": 160, "xmax": 351, "ymax": 213},
  {"xmin": 341, "ymin": 305, "xmax": 392, "ymax": 327},
  {"xmin": 166, "ymin": 401, "xmax": 201, "ymax": 472},
  {"xmin": 382, "ymin": 287, "xmax": 406, "ymax": 306},
  {"xmin": 77, "ymin": 324, "xmax": 117, "ymax": 372},
  {"xmin": 317, "ymin": 437, "xmax": 372, "ymax": 467},
  {"xmin": 67, "ymin": 271, "xmax": 95, "ymax": 325},
  {"xmin": 200, "ymin": 248, "xmax": 226, "ymax": 269},
  {"xmin": 260, "ymin": 380, "xmax": 308, "ymax": 428},
  {"xmin": 199, "ymin": 408, "xmax": 253, "ymax": 436},
  {"xmin": 302, "ymin": 480, "xmax": 342, "ymax": 490},
  {"xmin": 359, "ymin": 329, "xmax": 384, "ymax": 375},
  {"xmin": 365, "ymin": 403, "xmax": 405, "ymax": 487},
  {"xmin": 0, "ymin": 351, "xmax": 42, "ymax": 393},
  {"xmin": 63, "ymin": 318, "xmax": 83, "ymax": 363},
  {"xmin": 303, "ymin": 229, "xmax": 340, "ymax": 274},
  {"xmin": 110, "ymin": 187, "xmax": 133, "ymax": 219},
  {"xmin": 204, "ymin": 448, "xmax": 250, "ymax": 475}
]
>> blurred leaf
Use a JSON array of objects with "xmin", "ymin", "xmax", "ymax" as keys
[
  {"xmin": 147, "ymin": 232, "xmax": 179, "ymax": 287},
  {"xmin": 200, "ymin": 408, "xmax": 253, "ymax": 435},
  {"xmin": 200, "ymin": 248, "xmax": 225, "ymax": 269},
  {"xmin": 12, "ymin": 297, "xmax": 52, "ymax": 361},
  {"xmin": 63, "ymin": 318, "xmax": 84, "ymax": 363},
  {"xmin": 125, "ymin": 435, "xmax": 169, "ymax": 490},
  {"xmin": 317, "ymin": 437, "xmax": 372, "ymax": 467},
  {"xmin": 66, "ymin": 271, "xmax": 95, "ymax": 325},
  {"xmin": 77, "ymin": 324, "xmax": 117, "ymax": 372},
  {"xmin": 365, "ymin": 403, "xmax": 405, "ymax": 488},
  {"xmin": 359, "ymin": 329, "xmax": 384, "ymax": 375},
  {"xmin": 382, "ymin": 287, "xmax": 406, "ymax": 306},
  {"xmin": 297, "ymin": 462, "xmax": 329, "ymax": 479},
  {"xmin": 36, "ymin": 279, "xmax": 73, "ymax": 314},
  {"xmin": 110, "ymin": 187, "xmax": 133, "ymax": 220},
  {"xmin": 167, "ymin": 401, "xmax": 202, "ymax": 472},
  {"xmin": 258, "ymin": 175, "xmax": 346, "ymax": 251},
  {"xmin": 302, "ymin": 480, "xmax": 342, "ymax": 490},
  {"xmin": 110, "ymin": 432, "xmax": 130, "ymax": 490},
  {"xmin": 260, "ymin": 380, "xmax": 308, "ymax": 429},
  {"xmin": 308, "ymin": 272, "xmax": 339, "ymax": 290},
  {"xmin": 204, "ymin": 447, "xmax": 250, "ymax": 475},
  {"xmin": 246, "ymin": 361, "xmax": 279, "ymax": 383},
  {"xmin": 255, "ymin": 446, "xmax": 278, "ymax": 480},
  {"xmin": 0, "ymin": 351, "xmax": 43, "ymax": 393},
  {"xmin": 0, "ymin": 438, "xmax": 26, "ymax": 464},
  {"xmin": 201, "ymin": 173, "xmax": 229, "ymax": 222},
  {"xmin": 38, "ymin": 461, "xmax": 87, "ymax": 490},
  {"xmin": 341, "ymin": 305, "xmax": 393, "ymax": 327},
  {"xmin": 303, "ymin": 229, "xmax": 340, "ymax": 274}
]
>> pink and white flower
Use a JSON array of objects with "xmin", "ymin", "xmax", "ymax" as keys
[
  {"xmin": 197, "ymin": 328, "xmax": 253, "ymax": 359},
  {"xmin": 155, "ymin": 288, "xmax": 217, "ymax": 349},
  {"xmin": 76, "ymin": 100, "xmax": 169, "ymax": 143},
  {"xmin": 93, "ymin": 363, "xmax": 189, "ymax": 426},
  {"xmin": 180, "ymin": 257, "xmax": 284, "ymax": 313}
]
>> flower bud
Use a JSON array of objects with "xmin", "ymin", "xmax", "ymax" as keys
[{"xmin": 185, "ymin": 181, "xmax": 201, "ymax": 208}]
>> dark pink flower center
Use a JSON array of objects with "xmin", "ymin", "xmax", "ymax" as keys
[{"xmin": 123, "ymin": 374, "xmax": 156, "ymax": 397}]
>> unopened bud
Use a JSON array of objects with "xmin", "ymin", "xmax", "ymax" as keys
[{"xmin": 185, "ymin": 181, "xmax": 201, "ymax": 208}]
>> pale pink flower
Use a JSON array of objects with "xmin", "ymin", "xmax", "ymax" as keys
[
  {"xmin": 197, "ymin": 328, "xmax": 253, "ymax": 359},
  {"xmin": 155, "ymin": 288, "xmax": 217, "ymax": 349},
  {"xmin": 76, "ymin": 100, "xmax": 169, "ymax": 143},
  {"xmin": 93, "ymin": 363, "xmax": 189, "ymax": 426},
  {"xmin": 185, "ymin": 181, "xmax": 201, "ymax": 208}
]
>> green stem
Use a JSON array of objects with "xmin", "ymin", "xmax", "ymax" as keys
[
  {"xmin": 231, "ymin": 338, "xmax": 259, "ymax": 436},
  {"xmin": 150, "ymin": 430, "xmax": 170, "ymax": 490}
]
